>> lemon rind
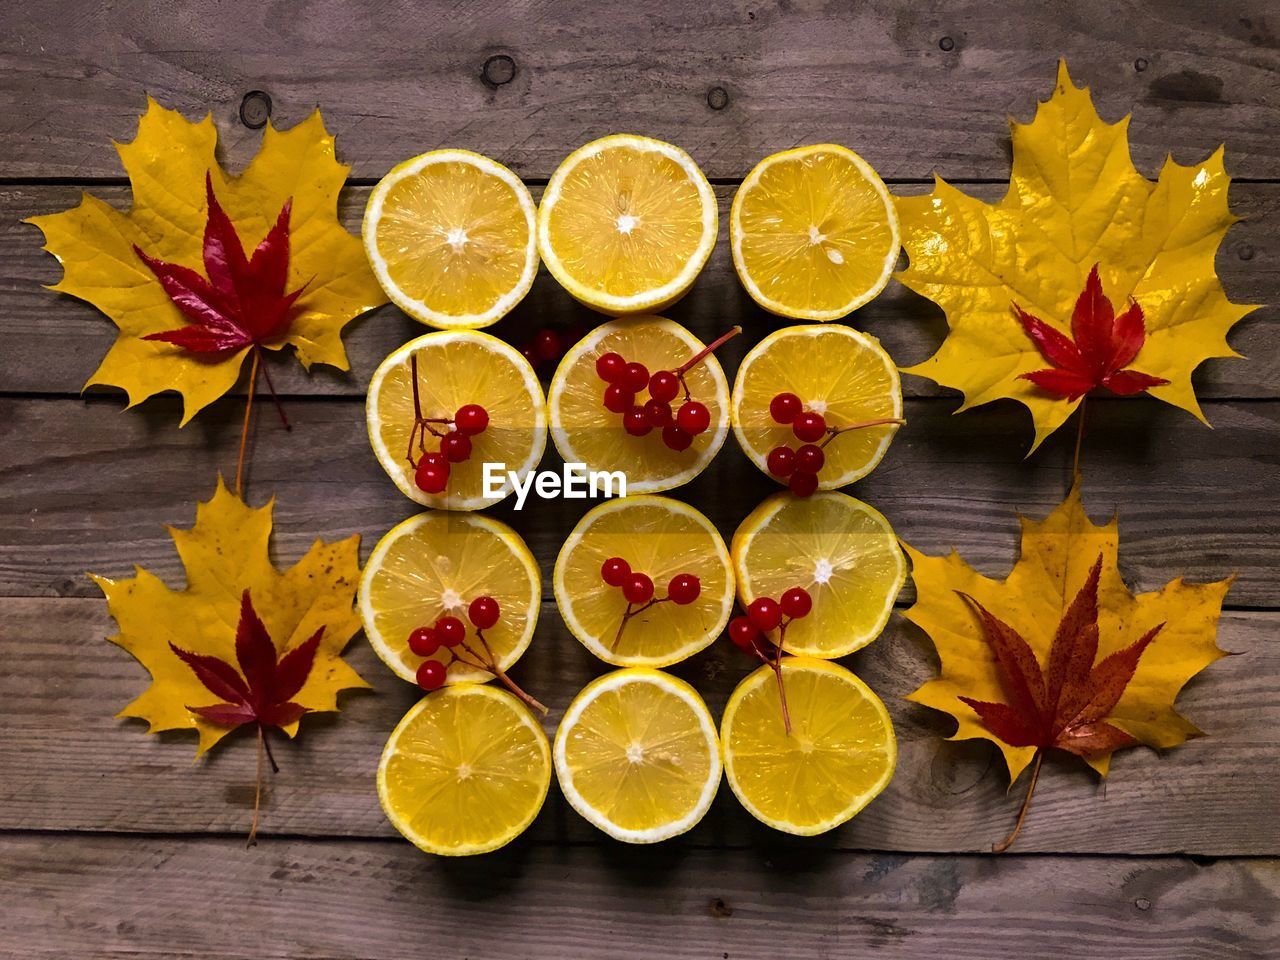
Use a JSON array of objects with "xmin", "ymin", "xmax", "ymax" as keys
[
  {"xmin": 363, "ymin": 149, "xmax": 539, "ymax": 330},
  {"xmin": 366, "ymin": 330, "xmax": 548, "ymax": 511},
  {"xmin": 553, "ymin": 495, "xmax": 734, "ymax": 666},
  {"xmin": 359, "ymin": 511, "xmax": 542, "ymax": 683},
  {"xmin": 554, "ymin": 668, "xmax": 722, "ymax": 843},
  {"xmin": 378, "ymin": 685, "xmax": 552, "ymax": 856},
  {"xmin": 729, "ymin": 144, "xmax": 900, "ymax": 321},
  {"xmin": 720, "ymin": 658, "xmax": 896, "ymax": 836},
  {"xmin": 537, "ymin": 135, "xmax": 718, "ymax": 315}
]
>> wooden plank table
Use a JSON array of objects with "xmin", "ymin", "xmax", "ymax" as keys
[{"xmin": 2, "ymin": 1, "xmax": 1278, "ymax": 956}]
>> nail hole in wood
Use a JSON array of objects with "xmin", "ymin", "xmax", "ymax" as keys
[
  {"xmin": 239, "ymin": 90, "xmax": 272, "ymax": 129},
  {"xmin": 1135, "ymin": 898, "xmax": 1151, "ymax": 911},
  {"xmin": 707, "ymin": 86, "xmax": 730, "ymax": 110},
  {"xmin": 482, "ymin": 54, "xmax": 517, "ymax": 88},
  {"xmin": 1238, "ymin": 243, "xmax": 1255, "ymax": 261},
  {"xmin": 1135, "ymin": 58, "xmax": 1149, "ymax": 72},
  {"xmin": 939, "ymin": 36, "xmax": 955, "ymax": 52}
]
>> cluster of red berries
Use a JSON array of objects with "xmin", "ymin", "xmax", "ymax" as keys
[
  {"xmin": 595, "ymin": 351, "xmax": 711, "ymax": 451},
  {"xmin": 728, "ymin": 586, "xmax": 813, "ymax": 657},
  {"xmin": 408, "ymin": 595, "xmax": 501, "ymax": 691},
  {"xmin": 413, "ymin": 403, "xmax": 491, "ymax": 494},
  {"xmin": 600, "ymin": 556, "xmax": 701, "ymax": 606},
  {"xmin": 518, "ymin": 324, "xmax": 586, "ymax": 373},
  {"xmin": 765, "ymin": 392, "xmax": 829, "ymax": 498}
]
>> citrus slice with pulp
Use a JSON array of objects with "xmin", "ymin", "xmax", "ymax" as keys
[
  {"xmin": 359, "ymin": 511, "xmax": 540, "ymax": 684},
  {"xmin": 721, "ymin": 657, "xmax": 896, "ymax": 835},
  {"xmin": 378, "ymin": 685, "xmax": 551, "ymax": 855},
  {"xmin": 366, "ymin": 331, "xmax": 547, "ymax": 510},
  {"xmin": 363, "ymin": 150, "xmax": 538, "ymax": 329},
  {"xmin": 537, "ymin": 135, "xmax": 718, "ymax": 314},
  {"xmin": 732, "ymin": 325, "xmax": 903, "ymax": 489},
  {"xmin": 731, "ymin": 491, "xmax": 904, "ymax": 658},
  {"xmin": 554, "ymin": 495, "xmax": 734, "ymax": 666},
  {"xmin": 548, "ymin": 317, "xmax": 729, "ymax": 494},
  {"xmin": 554, "ymin": 668, "xmax": 721, "ymax": 842},
  {"xmin": 731, "ymin": 144, "xmax": 899, "ymax": 320}
]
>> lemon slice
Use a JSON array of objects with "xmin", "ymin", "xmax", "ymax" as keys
[
  {"xmin": 367, "ymin": 331, "xmax": 547, "ymax": 510},
  {"xmin": 363, "ymin": 150, "xmax": 538, "ymax": 329},
  {"xmin": 379, "ymin": 685, "xmax": 551, "ymax": 855},
  {"xmin": 731, "ymin": 492, "xmax": 904, "ymax": 658},
  {"xmin": 554, "ymin": 668, "xmax": 721, "ymax": 842},
  {"xmin": 554, "ymin": 496, "xmax": 734, "ymax": 666},
  {"xmin": 359, "ymin": 511, "xmax": 540, "ymax": 683},
  {"xmin": 537, "ymin": 135, "xmax": 718, "ymax": 314},
  {"xmin": 721, "ymin": 658, "xmax": 895, "ymax": 835},
  {"xmin": 548, "ymin": 317, "xmax": 729, "ymax": 494},
  {"xmin": 731, "ymin": 144, "xmax": 899, "ymax": 320},
  {"xmin": 732, "ymin": 325, "xmax": 902, "ymax": 488}
]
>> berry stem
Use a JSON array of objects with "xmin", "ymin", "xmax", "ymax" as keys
[
  {"xmin": 235, "ymin": 347, "xmax": 260, "ymax": 497},
  {"xmin": 676, "ymin": 325, "xmax": 742, "ymax": 375},
  {"xmin": 464, "ymin": 632, "xmax": 548, "ymax": 716},
  {"xmin": 992, "ymin": 749, "xmax": 1043, "ymax": 853},
  {"xmin": 257, "ymin": 346, "xmax": 292, "ymax": 432},
  {"xmin": 819, "ymin": 416, "xmax": 906, "ymax": 448},
  {"xmin": 611, "ymin": 597, "xmax": 668, "ymax": 651},
  {"xmin": 404, "ymin": 353, "xmax": 457, "ymax": 468}
]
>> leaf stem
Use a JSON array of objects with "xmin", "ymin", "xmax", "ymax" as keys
[
  {"xmin": 1072, "ymin": 398, "xmax": 1087, "ymax": 477},
  {"xmin": 257, "ymin": 347, "xmax": 292, "ymax": 432},
  {"xmin": 248, "ymin": 723, "xmax": 265, "ymax": 848},
  {"xmin": 235, "ymin": 348, "xmax": 260, "ymax": 497},
  {"xmin": 993, "ymin": 749, "xmax": 1043, "ymax": 853}
]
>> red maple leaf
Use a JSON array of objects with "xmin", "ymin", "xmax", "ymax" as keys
[
  {"xmin": 958, "ymin": 556, "xmax": 1164, "ymax": 850},
  {"xmin": 1014, "ymin": 265, "xmax": 1170, "ymax": 400},
  {"xmin": 134, "ymin": 173, "xmax": 303, "ymax": 355},
  {"xmin": 169, "ymin": 589, "xmax": 321, "ymax": 733}
]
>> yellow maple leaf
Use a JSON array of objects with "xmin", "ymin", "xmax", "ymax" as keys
[
  {"xmin": 904, "ymin": 479, "xmax": 1231, "ymax": 784},
  {"xmin": 895, "ymin": 62, "xmax": 1257, "ymax": 450},
  {"xmin": 90, "ymin": 478, "xmax": 368, "ymax": 755},
  {"xmin": 28, "ymin": 98, "xmax": 386, "ymax": 425}
]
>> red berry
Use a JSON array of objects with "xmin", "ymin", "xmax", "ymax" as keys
[
  {"xmin": 766, "ymin": 446, "xmax": 796, "ymax": 478},
  {"xmin": 788, "ymin": 469, "xmax": 819, "ymax": 498},
  {"xmin": 601, "ymin": 556, "xmax": 631, "ymax": 587},
  {"xmin": 455, "ymin": 404, "xmax": 490, "ymax": 436},
  {"xmin": 623, "ymin": 407, "xmax": 653, "ymax": 437},
  {"xmin": 408, "ymin": 626, "xmax": 440, "ymax": 657},
  {"xmin": 416, "ymin": 659, "xmax": 447, "ymax": 691},
  {"xmin": 667, "ymin": 573, "xmax": 701, "ymax": 605},
  {"xmin": 623, "ymin": 572, "xmax": 655, "ymax": 605},
  {"xmin": 415, "ymin": 461, "xmax": 449, "ymax": 494},
  {"xmin": 436, "ymin": 615, "xmax": 466, "ymax": 646},
  {"xmin": 666, "ymin": 422, "xmax": 699, "ymax": 450},
  {"xmin": 747, "ymin": 597, "xmax": 782, "ymax": 632},
  {"xmin": 468, "ymin": 595, "xmax": 500, "ymax": 630},
  {"xmin": 792, "ymin": 411, "xmax": 827, "ymax": 443},
  {"xmin": 596, "ymin": 352, "xmax": 626, "ymax": 383},
  {"xmin": 676, "ymin": 400, "xmax": 710, "ymax": 435},
  {"xmin": 622, "ymin": 361, "xmax": 650, "ymax": 392},
  {"xmin": 533, "ymin": 328, "xmax": 562, "ymax": 363},
  {"xmin": 644, "ymin": 399, "xmax": 673, "ymax": 427},
  {"xmin": 794, "ymin": 443, "xmax": 824, "ymax": 473},
  {"xmin": 520, "ymin": 344, "xmax": 538, "ymax": 366},
  {"xmin": 648, "ymin": 370, "xmax": 680, "ymax": 403},
  {"xmin": 603, "ymin": 384, "xmax": 635, "ymax": 414},
  {"xmin": 440, "ymin": 432, "xmax": 473, "ymax": 463},
  {"xmin": 780, "ymin": 586, "xmax": 812, "ymax": 620},
  {"xmin": 419, "ymin": 451, "xmax": 448, "ymax": 471},
  {"xmin": 728, "ymin": 615, "xmax": 760, "ymax": 651},
  {"xmin": 770, "ymin": 392, "xmax": 803, "ymax": 424}
]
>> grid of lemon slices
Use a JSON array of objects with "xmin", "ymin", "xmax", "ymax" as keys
[{"xmin": 363, "ymin": 135, "xmax": 906, "ymax": 855}]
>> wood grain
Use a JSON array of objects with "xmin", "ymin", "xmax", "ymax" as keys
[
  {"xmin": 0, "ymin": 833, "xmax": 1274, "ymax": 959},
  {"xmin": 2, "ymin": 0, "xmax": 1278, "ymax": 181},
  {"xmin": 1, "ymin": 395, "xmax": 1272, "ymax": 605},
  {"xmin": 3, "ymin": 182, "xmax": 1273, "ymax": 399},
  {"xmin": 3, "ymin": 596, "xmax": 1274, "ymax": 855}
]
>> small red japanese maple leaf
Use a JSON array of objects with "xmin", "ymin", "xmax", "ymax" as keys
[
  {"xmin": 134, "ymin": 173, "xmax": 302, "ymax": 355},
  {"xmin": 1014, "ymin": 265, "xmax": 1170, "ymax": 400},
  {"xmin": 169, "ymin": 589, "xmax": 321, "ymax": 736},
  {"xmin": 959, "ymin": 555, "xmax": 1163, "ymax": 851}
]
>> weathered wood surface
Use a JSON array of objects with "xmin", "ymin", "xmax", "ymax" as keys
[
  {"xmin": 2, "ymin": 0, "xmax": 1279, "ymax": 181},
  {"xmin": 3, "ymin": 182, "xmax": 1273, "ymax": 399},
  {"xmin": 2, "ymin": 395, "xmax": 1273, "ymax": 604},
  {"xmin": 2, "ymin": 835, "xmax": 1275, "ymax": 960},
  {"xmin": 2, "ymin": 596, "xmax": 1276, "ymax": 854}
]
